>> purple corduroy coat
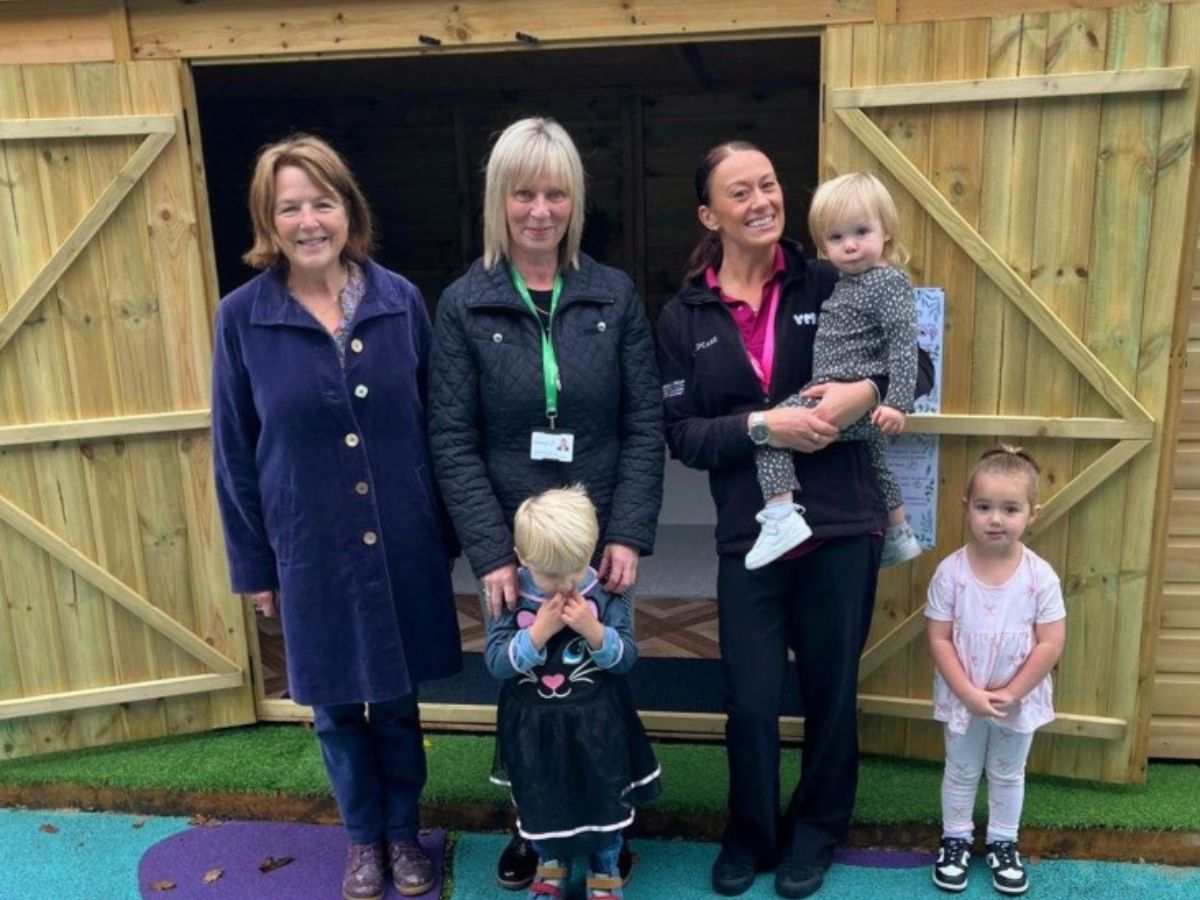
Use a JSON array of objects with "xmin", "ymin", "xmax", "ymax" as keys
[{"xmin": 211, "ymin": 259, "xmax": 462, "ymax": 707}]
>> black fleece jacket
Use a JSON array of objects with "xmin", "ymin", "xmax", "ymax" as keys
[{"xmin": 656, "ymin": 239, "xmax": 928, "ymax": 556}]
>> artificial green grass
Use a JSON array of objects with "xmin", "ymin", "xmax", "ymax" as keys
[{"xmin": 1, "ymin": 725, "xmax": 1198, "ymax": 832}]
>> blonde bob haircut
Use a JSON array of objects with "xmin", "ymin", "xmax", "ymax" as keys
[
  {"xmin": 964, "ymin": 444, "xmax": 1042, "ymax": 505},
  {"xmin": 513, "ymin": 485, "xmax": 599, "ymax": 577},
  {"xmin": 242, "ymin": 133, "xmax": 374, "ymax": 270},
  {"xmin": 807, "ymin": 172, "xmax": 909, "ymax": 268},
  {"xmin": 482, "ymin": 117, "xmax": 586, "ymax": 272}
]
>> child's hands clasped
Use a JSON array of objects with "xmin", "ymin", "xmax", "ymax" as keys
[
  {"xmin": 965, "ymin": 686, "xmax": 1013, "ymax": 719},
  {"xmin": 871, "ymin": 404, "xmax": 907, "ymax": 436},
  {"xmin": 561, "ymin": 591, "xmax": 605, "ymax": 650},
  {"xmin": 528, "ymin": 595, "xmax": 566, "ymax": 650}
]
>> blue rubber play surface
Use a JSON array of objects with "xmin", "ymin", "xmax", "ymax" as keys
[
  {"xmin": 450, "ymin": 833, "xmax": 1200, "ymax": 900},
  {"xmin": 0, "ymin": 808, "xmax": 188, "ymax": 900},
  {"xmin": 1, "ymin": 808, "xmax": 1198, "ymax": 899}
]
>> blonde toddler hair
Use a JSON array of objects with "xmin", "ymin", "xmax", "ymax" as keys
[
  {"xmin": 513, "ymin": 485, "xmax": 599, "ymax": 577},
  {"xmin": 808, "ymin": 172, "xmax": 908, "ymax": 268},
  {"xmin": 965, "ymin": 445, "xmax": 1042, "ymax": 504}
]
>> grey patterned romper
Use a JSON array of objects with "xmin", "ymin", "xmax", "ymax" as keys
[{"xmin": 756, "ymin": 264, "xmax": 918, "ymax": 511}]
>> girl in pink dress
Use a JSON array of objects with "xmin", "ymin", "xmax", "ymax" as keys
[{"xmin": 925, "ymin": 446, "xmax": 1066, "ymax": 896}]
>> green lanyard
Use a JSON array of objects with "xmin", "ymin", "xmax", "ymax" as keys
[{"xmin": 510, "ymin": 265, "xmax": 564, "ymax": 428}]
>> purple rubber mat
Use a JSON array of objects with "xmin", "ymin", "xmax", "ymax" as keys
[
  {"xmin": 138, "ymin": 821, "xmax": 444, "ymax": 899},
  {"xmin": 834, "ymin": 847, "xmax": 934, "ymax": 869}
]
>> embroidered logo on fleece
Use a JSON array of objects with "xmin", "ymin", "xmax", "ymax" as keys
[
  {"xmin": 694, "ymin": 335, "xmax": 719, "ymax": 352},
  {"xmin": 793, "ymin": 312, "xmax": 818, "ymax": 326},
  {"xmin": 662, "ymin": 380, "xmax": 685, "ymax": 399}
]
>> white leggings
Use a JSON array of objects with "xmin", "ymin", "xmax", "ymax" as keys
[{"xmin": 941, "ymin": 718, "xmax": 1035, "ymax": 843}]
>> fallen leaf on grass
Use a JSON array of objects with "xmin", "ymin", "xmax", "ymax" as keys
[
  {"xmin": 149, "ymin": 881, "xmax": 176, "ymax": 892},
  {"xmin": 202, "ymin": 869, "xmax": 224, "ymax": 885},
  {"xmin": 38, "ymin": 824, "xmax": 58, "ymax": 834},
  {"xmin": 188, "ymin": 814, "xmax": 222, "ymax": 828},
  {"xmin": 259, "ymin": 856, "xmax": 295, "ymax": 874}
]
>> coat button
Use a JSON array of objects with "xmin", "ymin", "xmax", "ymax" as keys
[
  {"xmin": 350, "ymin": 338, "xmax": 364, "ymax": 353},
  {"xmin": 354, "ymin": 384, "xmax": 368, "ymax": 398},
  {"xmin": 345, "ymin": 433, "xmax": 360, "ymax": 448},
  {"xmin": 597, "ymin": 321, "xmax": 607, "ymax": 332},
  {"xmin": 355, "ymin": 481, "xmax": 369, "ymax": 495},
  {"xmin": 492, "ymin": 332, "xmax": 503, "ymax": 343},
  {"xmin": 362, "ymin": 531, "xmax": 378, "ymax": 546}
]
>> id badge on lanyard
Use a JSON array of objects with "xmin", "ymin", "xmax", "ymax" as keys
[{"xmin": 511, "ymin": 266, "xmax": 575, "ymax": 463}]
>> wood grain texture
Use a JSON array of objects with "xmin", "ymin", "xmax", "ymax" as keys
[
  {"xmin": 126, "ymin": 0, "xmax": 872, "ymax": 60},
  {"xmin": 831, "ymin": 65, "xmax": 1189, "ymax": 108}
]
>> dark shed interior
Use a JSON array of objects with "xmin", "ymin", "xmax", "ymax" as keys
[{"xmin": 192, "ymin": 38, "xmax": 821, "ymax": 314}]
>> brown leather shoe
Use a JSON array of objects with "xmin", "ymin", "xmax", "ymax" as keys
[
  {"xmin": 342, "ymin": 841, "xmax": 385, "ymax": 900},
  {"xmin": 389, "ymin": 839, "xmax": 435, "ymax": 896}
]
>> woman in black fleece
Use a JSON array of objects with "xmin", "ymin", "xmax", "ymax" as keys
[{"xmin": 656, "ymin": 142, "xmax": 929, "ymax": 900}]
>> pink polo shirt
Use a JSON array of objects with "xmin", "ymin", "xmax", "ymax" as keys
[
  {"xmin": 705, "ymin": 245, "xmax": 786, "ymax": 394},
  {"xmin": 708, "ymin": 246, "xmax": 830, "ymax": 560}
]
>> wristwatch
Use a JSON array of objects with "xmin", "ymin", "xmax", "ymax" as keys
[{"xmin": 748, "ymin": 411, "xmax": 770, "ymax": 445}]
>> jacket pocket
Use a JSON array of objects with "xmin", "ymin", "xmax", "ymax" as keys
[{"xmin": 262, "ymin": 485, "xmax": 302, "ymax": 565}]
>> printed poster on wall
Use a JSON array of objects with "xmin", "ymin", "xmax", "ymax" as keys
[{"xmin": 885, "ymin": 287, "xmax": 943, "ymax": 550}]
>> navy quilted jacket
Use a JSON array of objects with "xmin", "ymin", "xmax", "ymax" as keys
[{"xmin": 429, "ymin": 254, "xmax": 664, "ymax": 578}]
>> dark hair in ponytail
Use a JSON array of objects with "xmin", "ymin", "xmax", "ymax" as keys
[{"xmin": 682, "ymin": 140, "xmax": 763, "ymax": 282}]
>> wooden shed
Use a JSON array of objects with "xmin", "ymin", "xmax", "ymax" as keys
[{"xmin": 1, "ymin": 0, "xmax": 1199, "ymax": 784}]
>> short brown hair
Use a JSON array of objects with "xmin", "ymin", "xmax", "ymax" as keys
[
  {"xmin": 965, "ymin": 445, "xmax": 1042, "ymax": 503},
  {"xmin": 242, "ymin": 134, "xmax": 374, "ymax": 270}
]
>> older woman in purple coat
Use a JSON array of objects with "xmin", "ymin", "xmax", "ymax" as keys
[{"xmin": 212, "ymin": 134, "xmax": 461, "ymax": 900}]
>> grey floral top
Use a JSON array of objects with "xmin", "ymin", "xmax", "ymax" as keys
[
  {"xmin": 331, "ymin": 262, "xmax": 366, "ymax": 365},
  {"xmin": 288, "ymin": 261, "xmax": 366, "ymax": 367},
  {"xmin": 812, "ymin": 264, "xmax": 918, "ymax": 413}
]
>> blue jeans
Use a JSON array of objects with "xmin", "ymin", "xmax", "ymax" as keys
[
  {"xmin": 532, "ymin": 833, "xmax": 622, "ymax": 875},
  {"xmin": 312, "ymin": 692, "xmax": 425, "ymax": 844}
]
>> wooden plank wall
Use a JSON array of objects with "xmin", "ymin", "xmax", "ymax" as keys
[
  {"xmin": 1151, "ymin": 218, "xmax": 1200, "ymax": 759},
  {"xmin": 827, "ymin": 3, "xmax": 1200, "ymax": 781},
  {"xmin": 0, "ymin": 1, "xmax": 1196, "ymax": 772},
  {"xmin": 0, "ymin": 61, "xmax": 254, "ymax": 759},
  {"xmin": 2, "ymin": 2, "xmax": 1188, "ymax": 67}
]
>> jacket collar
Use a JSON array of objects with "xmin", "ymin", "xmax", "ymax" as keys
[
  {"xmin": 516, "ymin": 565, "xmax": 601, "ymax": 602},
  {"xmin": 248, "ymin": 258, "xmax": 407, "ymax": 327},
  {"xmin": 679, "ymin": 238, "xmax": 812, "ymax": 307},
  {"xmin": 464, "ymin": 253, "xmax": 614, "ymax": 313}
]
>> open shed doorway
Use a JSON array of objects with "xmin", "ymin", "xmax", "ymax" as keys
[{"xmin": 193, "ymin": 37, "xmax": 820, "ymax": 723}]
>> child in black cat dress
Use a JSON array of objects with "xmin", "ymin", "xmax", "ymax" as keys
[{"xmin": 485, "ymin": 485, "xmax": 661, "ymax": 900}]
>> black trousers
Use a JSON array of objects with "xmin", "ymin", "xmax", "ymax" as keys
[{"xmin": 716, "ymin": 534, "xmax": 881, "ymax": 869}]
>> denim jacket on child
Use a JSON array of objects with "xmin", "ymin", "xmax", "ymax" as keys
[{"xmin": 483, "ymin": 567, "xmax": 638, "ymax": 679}]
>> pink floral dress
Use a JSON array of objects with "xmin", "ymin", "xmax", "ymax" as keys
[{"xmin": 926, "ymin": 545, "xmax": 1066, "ymax": 735}]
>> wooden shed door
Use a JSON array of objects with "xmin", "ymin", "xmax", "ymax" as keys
[
  {"xmin": 0, "ymin": 60, "xmax": 253, "ymax": 760},
  {"xmin": 824, "ymin": 4, "xmax": 1200, "ymax": 781}
]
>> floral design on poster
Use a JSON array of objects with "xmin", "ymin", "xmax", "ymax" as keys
[{"xmin": 885, "ymin": 287, "xmax": 943, "ymax": 550}]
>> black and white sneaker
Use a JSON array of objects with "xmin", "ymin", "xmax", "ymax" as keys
[
  {"xmin": 932, "ymin": 836, "xmax": 971, "ymax": 892},
  {"xmin": 985, "ymin": 840, "xmax": 1028, "ymax": 895}
]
